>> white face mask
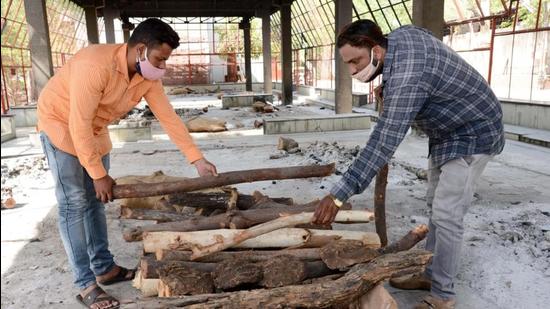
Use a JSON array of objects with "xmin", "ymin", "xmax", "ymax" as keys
[{"xmin": 351, "ymin": 48, "xmax": 381, "ymax": 83}]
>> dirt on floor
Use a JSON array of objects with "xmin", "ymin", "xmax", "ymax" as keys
[{"xmin": 1, "ymin": 100, "xmax": 549, "ymax": 309}]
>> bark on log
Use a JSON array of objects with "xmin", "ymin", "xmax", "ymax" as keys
[
  {"xmin": 320, "ymin": 224, "xmax": 429, "ymax": 270},
  {"xmin": 157, "ymin": 192, "xmax": 293, "ymax": 211},
  {"xmin": 143, "ymin": 228, "xmax": 380, "ymax": 254},
  {"xmin": 374, "ymin": 164, "xmax": 389, "ymax": 247},
  {"xmin": 157, "ymin": 263, "xmax": 214, "ymax": 297},
  {"xmin": 191, "ymin": 210, "xmax": 374, "ymax": 260},
  {"xmin": 140, "ymin": 255, "xmax": 217, "ymax": 279},
  {"xmin": 121, "ymin": 249, "xmax": 432, "ymax": 309},
  {"xmin": 156, "ymin": 248, "xmax": 321, "ymax": 262},
  {"xmin": 123, "ymin": 201, "xmax": 326, "ymax": 242},
  {"xmin": 121, "ymin": 207, "xmax": 195, "ymax": 222},
  {"xmin": 113, "ymin": 163, "xmax": 336, "ymax": 199},
  {"xmin": 212, "ymin": 259, "xmax": 263, "ymax": 290},
  {"xmin": 259, "ymin": 257, "xmax": 334, "ymax": 288}
]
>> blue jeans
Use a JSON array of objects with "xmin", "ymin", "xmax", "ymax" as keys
[{"xmin": 40, "ymin": 132, "xmax": 115, "ymax": 290}]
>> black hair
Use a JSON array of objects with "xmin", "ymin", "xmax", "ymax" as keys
[
  {"xmin": 128, "ymin": 18, "xmax": 180, "ymax": 49},
  {"xmin": 336, "ymin": 19, "xmax": 388, "ymax": 50}
]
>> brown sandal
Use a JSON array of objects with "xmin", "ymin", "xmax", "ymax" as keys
[
  {"xmin": 97, "ymin": 266, "xmax": 136, "ymax": 286},
  {"xmin": 76, "ymin": 285, "xmax": 119, "ymax": 309}
]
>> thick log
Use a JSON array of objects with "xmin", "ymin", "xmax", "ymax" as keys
[
  {"xmin": 212, "ymin": 259, "xmax": 263, "ymax": 290},
  {"xmin": 113, "ymin": 163, "xmax": 336, "ymax": 199},
  {"xmin": 132, "ymin": 270, "xmax": 159, "ymax": 297},
  {"xmin": 120, "ymin": 207, "xmax": 194, "ymax": 222},
  {"xmin": 156, "ymin": 248, "xmax": 321, "ymax": 262},
  {"xmin": 259, "ymin": 256, "xmax": 334, "ymax": 288},
  {"xmin": 143, "ymin": 228, "xmax": 380, "ymax": 254},
  {"xmin": 140, "ymin": 255, "xmax": 216, "ymax": 279},
  {"xmin": 122, "ymin": 201, "xmax": 326, "ymax": 242},
  {"xmin": 191, "ymin": 210, "xmax": 374, "ymax": 259},
  {"xmin": 320, "ymin": 224, "xmax": 429, "ymax": 270},
  {"xmin": 121, "ymin": 249, "xmax": 432, "ymax": 308},
  {"xmin": 157, "ymin": 263, "xmax": 214, "ymax": 297}
]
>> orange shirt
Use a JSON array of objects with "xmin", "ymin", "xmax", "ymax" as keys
[{"xmin": 37, "ymin": 44, "xmax": 203, "ymax": 179}]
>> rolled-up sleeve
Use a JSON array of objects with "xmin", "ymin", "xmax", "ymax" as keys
[
  {"xmin": 68, "ymin": 62, "xmax": 109, "ymax": 179},
  {"xmin": 144, "ymin": 81, "xmax": 204, "ymax": 163}
]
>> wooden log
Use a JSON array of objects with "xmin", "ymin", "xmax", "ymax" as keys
[
  {"xmin": 143, "ymin": 228, "xmax": 380, "ymax": 254},
  {"xmin": 121, "ymin": 250, "xmax": 432, "ymax": 309},
  {"xmin": 259, "ymin": 256, "xmax": 334, "ymax": 288},
  {"xmin": 166, "ymin": 191, "xmax": 294, "ymax": 211},
  {"xmin": 374, "ymin": 164, "xmax": 389, "ymax": 247},
  {"xmin": 113, "ymin": 163, "xmax": 336, "ymax": 199},
  {"xmin": 120, "ymin": 207, "xmax": 194, "ymax": 222},
  {"xmin": 320, "ymin": 224, "xmax": 429, "ymax": 270},
  {"xmin": 140, "ymin": 255, "xmax": 216, "ymax": 279},
  {"xmin": 157, "ymin": 263, "xmax": 214, "ymax": 297},
  {"xmin": 156, "ymin": 248, "xmax": 322, "ymax": 262},
  {"xmin": 122, "ymin": 201, "xmax": 323, "ymax": 242},
  {"xmin": 212, "ymin": 259, "xmax": 263, "ymax": 290},
  {"xmin": 132, "ymin": 270, "xmax": 159, "ymax": 297},
  {"xmin": 191, "ymin": 210, "xmax": 374, "ymax": 260}
]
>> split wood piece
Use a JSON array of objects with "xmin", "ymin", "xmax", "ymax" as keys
[
  {"xmin": 120, "ymin": 207, "xmax": 195, "ymax": 222},
  {"xmin": 131, "ymin": 270, "xmax": 159, "ymax": 297},
  {"xmin": 212, "ymin": 259, "xmax": 263, "ymax": 290},
  {"xmin": 260, "ymin": 256, "xmax": 334, "ymax": 288},
  {"xmin": 143, "ymin": 228, "xmax": 381, "ymax": 254},
  {"xmin": 113, "ymin": 163, "xmax": 336, "ymax": 199},
  {"xmin": 140, "ymin": 255, "xmax": 216, "ymax": 279},
  {"xmin": 320, "ymin": 224, "xmax": 429, "ymax": 270},
  {"xmin": 121, "ymin": 249, "xmax": 431, "ymax": 309},
  {"xmin": 157, "ymin": 263, "xmax": 214, "ymax": 297},
  {"xmin": 277, "ymin": 137, "xmax": 299, "ymax": 152},
  {"xmin": 190, "ymin": 210, "xmax": 374, "ymax": 260},
  {"xmin": 156, "ymin": 248, "xmax": 321, "ymax": 262},
  {"xmin": 123, "ymin": 201, "xmax": 325, "ymax": 242}
]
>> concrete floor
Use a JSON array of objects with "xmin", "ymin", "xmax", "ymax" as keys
[{"xmin": 1, "ymin": 97, "xmax": 549, "ymax": 308}]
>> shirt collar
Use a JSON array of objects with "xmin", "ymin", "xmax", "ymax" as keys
[{"xmin": 115, "ymin": 44, "xmax": 131, "ymax": 82}]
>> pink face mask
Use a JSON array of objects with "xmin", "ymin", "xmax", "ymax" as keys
[
  {"xmin": 136, "ymin": 48, "xmax": 166, "ymax": 81},
  {"xmin": 351, "ymin": 48, "xmax": 381, "ymax": 83}
]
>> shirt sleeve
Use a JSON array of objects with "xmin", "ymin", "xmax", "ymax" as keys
[
  {"xmin": 144, "ymin": 81, "xmax": 204, "ymax": 163},
  {"xmin": 330, "ymin": 47, "xmax": 430, "ymax": 202},
  {"xmin": 68, "ymin": 62, "xmax": 109, "ymax": 179}
]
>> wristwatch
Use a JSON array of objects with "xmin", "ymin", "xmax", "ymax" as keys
[{"xmin": 330, "ymin": 195, "xmax": 344, "ymax": 208}]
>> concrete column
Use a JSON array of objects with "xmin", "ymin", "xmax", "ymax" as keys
[
  {"xmin": 334, "ymin": 0, "xmax": 353, "ymax": 114},
  {"xmin": 261, "ymin": 10, "xmax": 272, "ymax": 94},
  {"xmin": 23, "ymin": 0, "xmax": 54, "ymax": 102},
  {"xmin": 280, "ymin": 1, "xmax": 293, "ymax": 105},
  {"xmin": 240, "ymin": 18, "xmax": 253, "ymax": 91},
  {"xmin": 412, "ymin": 0, "xmax": 445, "ymax": 40},
  {"xmin": 103, "ymin": 6, "xmax": 118, "ymax": 43},
  {"xmin": 123, "ymin": 29, "xmax": 130, "ymax": 42},
  {"xmin": 84, "ymin": 6, "xmax": 99, "ymax": 44}
]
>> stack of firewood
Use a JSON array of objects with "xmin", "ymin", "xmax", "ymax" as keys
[{"xmin": 116, "ymin": 167, "xmax": 431, "ymax": 308}]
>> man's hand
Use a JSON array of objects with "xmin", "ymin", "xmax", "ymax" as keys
[
  {"xmin": 93, "ymin": 175, "xmax": 116, "ymax": 203},
  {"xmin": 312, "ymin": 195, "xmax": 340, "ymax": 225},
  {"xmin": 193, "ymin": 158, "xmax": 218, "ymax": 177}
]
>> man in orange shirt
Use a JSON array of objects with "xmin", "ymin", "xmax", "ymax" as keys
[{"xmin": 37, "ymin": 18, "xmax": 217, "ymax": 309}]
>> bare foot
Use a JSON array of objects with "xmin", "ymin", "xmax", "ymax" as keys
[
  {"xmin": 96, "ymin": 265, "xmax": 134, "ymax": 284},
  {"xmin": 79, "ymin": 284, "xmax": 119, "ymax": 309}
]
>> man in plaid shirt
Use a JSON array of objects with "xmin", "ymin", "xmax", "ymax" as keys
[{"xmin": 313, "ymin": 20, "xmax": 504, "ymax": 309}]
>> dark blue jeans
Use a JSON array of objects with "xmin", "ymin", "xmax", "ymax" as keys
[{"xmin": 40, "ymin": 132, "xmax": 115, "ymax": 290}]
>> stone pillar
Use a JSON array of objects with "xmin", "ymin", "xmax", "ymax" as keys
[
  {"xmin": 280, "ymin": 1, "xmax": 293, "ymax": 105},
  {"xmin": 334, "ymin": 0, "xmax": 353, "ymax": 114},
  {"xmin": 23, "ymin": 0, "xmax": 54, "ymax": 101},
  {"xmin": 240, "ymin": 18, "xmax": 253, "ymax": 91},
  {"xmin": 103, "ymin": 6, "xmax": 118, "ymax": 43},
  {"xmin": 412, "ymin": 0, "xmax": 445, "ymax": 40},
  {"xmin": 261, "ymin": 10, "xmax": 272, "ymax": 94},
  {"xmin": 122, "ymin": 22, "xmax": 134, "ymax": 43},
  {"xmin": 84, "ymin": 6, "xmax": 99, "ymax": 44}
]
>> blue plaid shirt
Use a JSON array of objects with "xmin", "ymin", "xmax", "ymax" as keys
[{"xmin": 331, "ymin": 25, "xmax": 505, "ymax": 202}]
